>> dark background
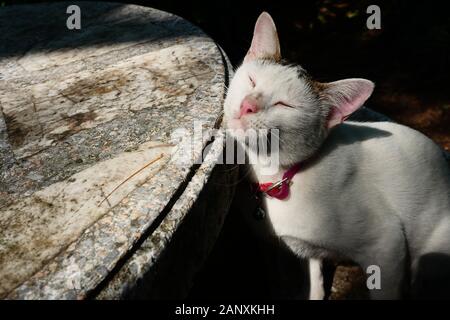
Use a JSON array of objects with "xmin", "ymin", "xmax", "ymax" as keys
[{"xmin": 2, "ymin": 0, "xmax": 449, "ymax": 299}]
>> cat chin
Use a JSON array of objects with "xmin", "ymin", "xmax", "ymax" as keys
[{"xmin": 226, "ymin": 118, "xmax": 246, "ymax": 131}]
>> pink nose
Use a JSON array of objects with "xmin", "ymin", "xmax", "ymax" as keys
[{"xmin": 239, "ymin": 97, "xmax": 259, "ymax": 118}]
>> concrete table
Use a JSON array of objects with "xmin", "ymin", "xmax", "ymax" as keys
[{"xmin": 0, "ymin": 2, "xmax": 236, "ymax": 299}]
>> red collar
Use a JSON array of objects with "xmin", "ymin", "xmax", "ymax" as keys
[{"xmin": 255, "ymin": 163, "xmax": 302, "ymax": 200}]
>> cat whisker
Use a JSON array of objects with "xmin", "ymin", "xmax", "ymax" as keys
[{"xmin": 269, "ymin": 130, "xmax": 285, "ymax": 146}]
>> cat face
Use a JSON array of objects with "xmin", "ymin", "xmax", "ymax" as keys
[
  {"xmin": 225, "ymin": 57, "xmax": 327, "ymax": 167},
  {"xmin": 224, "ymin": 12, "xmax": 375, "ymax": 167}
]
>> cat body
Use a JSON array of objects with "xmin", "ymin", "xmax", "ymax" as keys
[
  {"xmin": 250, "ymin": 121, "xmax": 450, "ymax": 299},
  {"xmin": 224, "ymin": 12, "xmax": 450, "ymax": 299}
]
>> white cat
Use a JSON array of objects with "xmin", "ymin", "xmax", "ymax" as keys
[{"xmin": 223, "ymin": 12, "xmax": 450, "ymax": 299}]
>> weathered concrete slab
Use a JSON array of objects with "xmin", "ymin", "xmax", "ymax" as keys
[{"xmin": 0, "ymin": 2, "xmax": 234, "ymax": 299}]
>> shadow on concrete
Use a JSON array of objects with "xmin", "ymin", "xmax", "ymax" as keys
[{"xmin": 0, "ymin": 2, "xmax": 203, "ymax": 59}]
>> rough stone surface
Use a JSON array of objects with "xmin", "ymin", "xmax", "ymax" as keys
[
  {"xmin": 95, "ymin": 131, "xmax": 239, "ymax": 299},
  {"xmin": 0, "ymin": 2, "xmax": 233, "ymax": 299}
]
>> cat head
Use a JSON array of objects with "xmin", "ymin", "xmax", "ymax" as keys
[{"xmin": 224, "ymin": 12, "xmax": 374, "ymax": 167}]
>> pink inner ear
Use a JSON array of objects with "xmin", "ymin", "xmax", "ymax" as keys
[
  {"xmin": 327, "ymin": 106, "xmax": 345, "ymax": 128},
  {"xmin": 327, "ymin": 97, "xmax": 364, "ymax": 128},
  {"xmin": 244, "ymin": 12, "xmax": 280, "ymax": 63},
  {"xmin": 326, "ymin": 80, "xmax": 374, "ymax": 129}
]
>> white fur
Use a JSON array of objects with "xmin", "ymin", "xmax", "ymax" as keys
[
  {"xmin": 309, "ymin": 259, "xmax": 325, "ymax": 300},
  {"xmin": 250, "ymin": 121, "xmax": 450, "ymax": 299},
  {"xmin": 224, "ymin": 12, "xmax": 450, "ymax": 299}
]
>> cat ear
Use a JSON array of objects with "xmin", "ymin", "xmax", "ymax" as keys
[
  {"xmin": 244, "ymin": 12, "xmax": 281, "ymax": 63},
  {"xmin": 322, "ymin": 79, "xmax": 374, "ymax": 128}
]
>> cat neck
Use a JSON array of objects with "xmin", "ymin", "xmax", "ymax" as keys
[
  {"xmin": 246, "ymin": 148, "xmax": 316, "ymax": 184},
  {"xmin": 247, "ymin": 149, "xmax": 290, "ymax": 184}
]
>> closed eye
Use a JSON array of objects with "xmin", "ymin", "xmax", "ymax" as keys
[
  {"xmin": 274, "ymin": 101, "xmax": 295, "ymax": 108},
  {"xmin": 249, "ymin": 75, "xmax": 256, "ymax": 87}
]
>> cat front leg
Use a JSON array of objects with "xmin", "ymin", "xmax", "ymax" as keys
[
  {"xmin": 359, "ymin": 240, "xmax": 407, "ymax": 299},
  {"xmin": 308, "ymin": 258, "xmax": 325, "ymax": 300},
  {"xmin": 280, "ymin": 236, "xmax": 331, "ymax": 299},
  {"xmin": 365, "ymin": 261, "xmax": 404, "ymax": 299}
]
